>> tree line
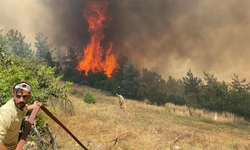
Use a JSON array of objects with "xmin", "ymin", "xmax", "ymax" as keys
[{"xmin": 1, "ymin": 28, "xmax": 250, "ymax": 121}]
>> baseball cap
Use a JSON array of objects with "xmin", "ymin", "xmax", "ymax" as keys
[{"xmin": 14, "ymin": 82, "xmax": 31, "ymax": 92}]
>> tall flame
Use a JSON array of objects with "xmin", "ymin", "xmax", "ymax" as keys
[{"xmin": 76, "ymin": 0, "xmax": 117, "ymax": 78}]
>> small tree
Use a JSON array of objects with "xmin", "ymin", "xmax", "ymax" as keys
[{"xmin": 83, "ymin": 90, "xmax": 96, "ymax": 104}]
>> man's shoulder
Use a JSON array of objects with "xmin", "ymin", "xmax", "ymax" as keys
[
  {"xmin": 0, "ymin": 99, "xmax": 14, "ymax": 109},
  {"xmin": 0, "ymin": 100, "xmax": 16, "ymax": 118}
]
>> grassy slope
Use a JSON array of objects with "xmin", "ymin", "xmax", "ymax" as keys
[{"xmin": 47, "ymin": 84, "xmax": 250, "ymax": 150}]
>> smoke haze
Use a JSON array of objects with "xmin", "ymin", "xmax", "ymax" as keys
[{"xmin": 1, "ymin": 0, "xmax": 250, "ymax": 82}]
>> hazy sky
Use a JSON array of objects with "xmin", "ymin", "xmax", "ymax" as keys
[{"xmin": 1, "ymin": 0, "xmax": 250, "ymax": 82}]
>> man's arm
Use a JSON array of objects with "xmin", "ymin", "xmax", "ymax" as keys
[
  {"xmin": 0, "ymin": 142, "xmax": 7, "ymax": 150},
  {"xmin": 0, "ymin": 111, "xmax": 13, "ymax": 150},
  {"xmin": 27, "ymin": 101, "xmax": 42, "ymax": 111}
]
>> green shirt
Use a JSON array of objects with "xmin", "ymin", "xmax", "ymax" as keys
[{"xmin": 0, "ymin": 99, "xmax": 28, "ymax": 149}]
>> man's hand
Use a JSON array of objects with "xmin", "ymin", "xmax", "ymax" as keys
[
  {"xmin": 0, "ymin": 142, "xmax": 8, "ymax": 150},
  {"xmin": 34, "ymin": 101, "xmax": 42, "ymax": 106},
  {"xmin": 27, "ymin": 101, "xmax": 42, "ymax": 111}
]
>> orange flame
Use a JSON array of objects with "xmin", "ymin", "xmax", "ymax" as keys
[{"xmin": 76, "ymin": 0, "xmax": 117, "ymax": 78}]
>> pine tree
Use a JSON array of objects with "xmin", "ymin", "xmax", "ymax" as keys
[
  {"xmin": 183, "ymin": 69, "xmax": 203, "ymax": 107},
  {"xmin": 121, "ymin": 61, "xmax": 141, "ymax": 98},
  {"xmin": 6, "ymin": 29, "xmax": 34, "ymax": 58},
  {"xmin": 64, "ymin": 43, "xmax": 79, "ymax": 68},
  {"xmin": 0, "ymin": 29, "xmax": 9, "ymax": 50},
  {"xmin": 35, "ymin": 32, "xmax": 55, "ymax": 67}
]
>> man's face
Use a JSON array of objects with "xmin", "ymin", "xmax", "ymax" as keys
[{"xmin": 12, "ymin": 90, "xmax": 31, "ymax": 110}]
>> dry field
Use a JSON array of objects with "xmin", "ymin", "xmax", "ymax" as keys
[{"xmin": 45, "ymin": 84, "xmax": 250, "ymax": 150}]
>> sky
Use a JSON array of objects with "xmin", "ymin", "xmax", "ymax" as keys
[{"xmin": 1, "ymin": 0, "xmax": 250, "ymax": 82}]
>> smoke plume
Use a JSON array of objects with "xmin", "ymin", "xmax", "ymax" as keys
[{"xmin": 1, "ymin": 0, "xmax": 250, "ymax": 82}]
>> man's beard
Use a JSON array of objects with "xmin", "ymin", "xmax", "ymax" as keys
[{"xmin": 14, "ymin": 100, "xmax": 26, "ymax": 110}]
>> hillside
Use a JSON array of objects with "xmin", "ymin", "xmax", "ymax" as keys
[{"xmin": 47, "ymin": 84, "xmax": 250, "ymax": 150}]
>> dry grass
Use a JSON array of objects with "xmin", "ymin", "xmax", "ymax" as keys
[{"xmin": 44, "ymin": 84, "xmax": 250, "ymax": 150}]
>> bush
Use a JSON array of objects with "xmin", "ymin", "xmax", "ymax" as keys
[
  {"xmin": 79, "ymin": 80, "xmax": 88, "ymax": 86},
  {"xmin": 148, "ymin": 87, "xmax": 167, "ymax": 106},
  {"xmin": 167, "ymin": 93, "xmax": 186, "ymax": 106},
  {"xmin": 83, "ymin": 90, "xmax": 96, "ymax": 104},
  {"xmin": 70, "ymin": 88, "xmax": 78, "ymax": 95}
]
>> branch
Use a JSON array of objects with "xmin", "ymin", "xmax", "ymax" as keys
[
  {"xmin": 31, "ymin": 121, "xmax": 41, "ymax": 138},
  {"xmin": 170, "ymin": 134, "xmax": 182, "ymax": 149},
  {"xmin": 101, "ymin": 129, "xmax": 119, "ymax": 149},
  {"xmin": 45, "ymin": 122, "xmax": 57, "ymax": 150}
]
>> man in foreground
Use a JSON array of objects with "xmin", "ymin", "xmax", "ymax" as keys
[{"xmin": 0, "ymin": 82, "xmax": 42, "ymax": 150}]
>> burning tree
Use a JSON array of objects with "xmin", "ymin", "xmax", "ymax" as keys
[{"xmin": 77, "ymin": 0, "xmax": 117, "ymax": 78}]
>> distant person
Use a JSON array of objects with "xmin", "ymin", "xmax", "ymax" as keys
[
  {"xmin": 0, "ymin": 82, "xmax": 42, "ymax": 150},
  {"xmin": 116, "ymin": 93, "xmax": 126, "ymax": 109},
  {"xmin": 116, "ymin": 93, "xmax": 130, "ymax": 122}
]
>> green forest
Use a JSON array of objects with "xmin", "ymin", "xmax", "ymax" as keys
[{"xmin": 1, "ymin": 28, "xmax": 250, "ymax": 122}]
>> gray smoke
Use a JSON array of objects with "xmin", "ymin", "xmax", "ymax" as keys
[{"xmin": 1, "ymin": 0, "xmax": 250, "ymax": 82}]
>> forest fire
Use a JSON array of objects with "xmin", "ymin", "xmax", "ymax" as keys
[{"xmin": 76, "ymin": 0, "xmax": 117, "ymax": 78}]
